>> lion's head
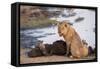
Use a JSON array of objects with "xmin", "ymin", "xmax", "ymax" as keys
[{"xmin": 58, "ymin": 21, "xmax": 70, "ymax": 37}]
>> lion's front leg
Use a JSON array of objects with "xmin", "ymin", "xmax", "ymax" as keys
[
  {"xmin": 65, "ymin": 42, "xmax": 71, "ymax": 56},
  {"xmin": 66, "ymin": 45, "xmax": 70, "ymax": 56}
]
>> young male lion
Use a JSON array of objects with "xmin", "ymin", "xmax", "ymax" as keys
[{"xmin": 58, "ymin": 21, "xmax": 88, "ymax": 58}]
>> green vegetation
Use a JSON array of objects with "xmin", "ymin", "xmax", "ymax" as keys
[{"xmin": 20, "ymin": 18, "xmax": 58, "ymax": 29}]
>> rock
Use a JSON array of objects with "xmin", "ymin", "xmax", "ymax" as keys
[
  {"xmin": 75, "ymin": 17, "xmax": 84, "ymax": 22},
  {"xmin": 27, "ymin": 47, "xmax": 43, "ymax": 57}
]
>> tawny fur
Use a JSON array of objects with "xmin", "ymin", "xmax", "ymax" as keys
[{"xmin": 58, "ymin": 21, "xmax": 88, "ymax": 58}]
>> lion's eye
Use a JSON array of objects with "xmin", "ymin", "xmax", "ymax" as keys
[{"xmin": 65, "ymin": 24, "xmax": 67, "ymax": 27}]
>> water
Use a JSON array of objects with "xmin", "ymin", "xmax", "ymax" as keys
[
  {"xmin": 20, "ymin": 26, "xmax": 64, "ymax": 48},
  {"xmin": 20, "ymin": 9, "xmax": 95, "ymax": 48},
  {"xmin": 51, "ymin": 9, "xmax": 95, "ymax": 48}
]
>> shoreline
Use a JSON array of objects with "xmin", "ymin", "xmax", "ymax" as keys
[{"xmin": 20, "ymin": 48, "xmax": 95, "ymax": 64}]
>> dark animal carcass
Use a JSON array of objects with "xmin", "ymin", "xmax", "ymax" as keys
[
  {"xmin": 27, "ymin": 47, "xmax": 43, "ymax": 57},
  {"xmin": 27, "ymin": 40, "xmax": 68, "ymax": 57},
  {"xmin": 51, "ymin": 40, "xmax": 67, "ymax": 55},
  {"xmin": 88, "ymin": 46, "xmax": 94, "ymax": 56}
]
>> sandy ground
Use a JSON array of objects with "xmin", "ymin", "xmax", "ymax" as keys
[{"xmin": 20, "ymin": 48, "xmax": 95, "ymax": 64}]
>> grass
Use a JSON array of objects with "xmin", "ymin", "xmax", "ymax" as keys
[{"xmin": 20, "ymin": 17, "xmax": 58, "ymax": 29}]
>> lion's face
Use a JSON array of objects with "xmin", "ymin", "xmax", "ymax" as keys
[{"xmin": 58, "ymin": 21, "xmax": 69, "ymax": 37}]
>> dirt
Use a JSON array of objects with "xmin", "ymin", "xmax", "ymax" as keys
[{"xmin": 20, "ymin": 48, "xmax": 95, "ymax": 64}]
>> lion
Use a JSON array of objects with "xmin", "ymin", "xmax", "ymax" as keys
[{"xmin": 58, "ymin": 21, "xmax": 88, "ymax": 58}]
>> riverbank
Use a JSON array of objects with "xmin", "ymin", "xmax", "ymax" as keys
[
  {"xmin": 20, "ymin": 48, "xmax": 95, "ymax": 64},
  {"xmin": 20, "ymin": 18, "xmax": 58, "ymax": 29}
]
